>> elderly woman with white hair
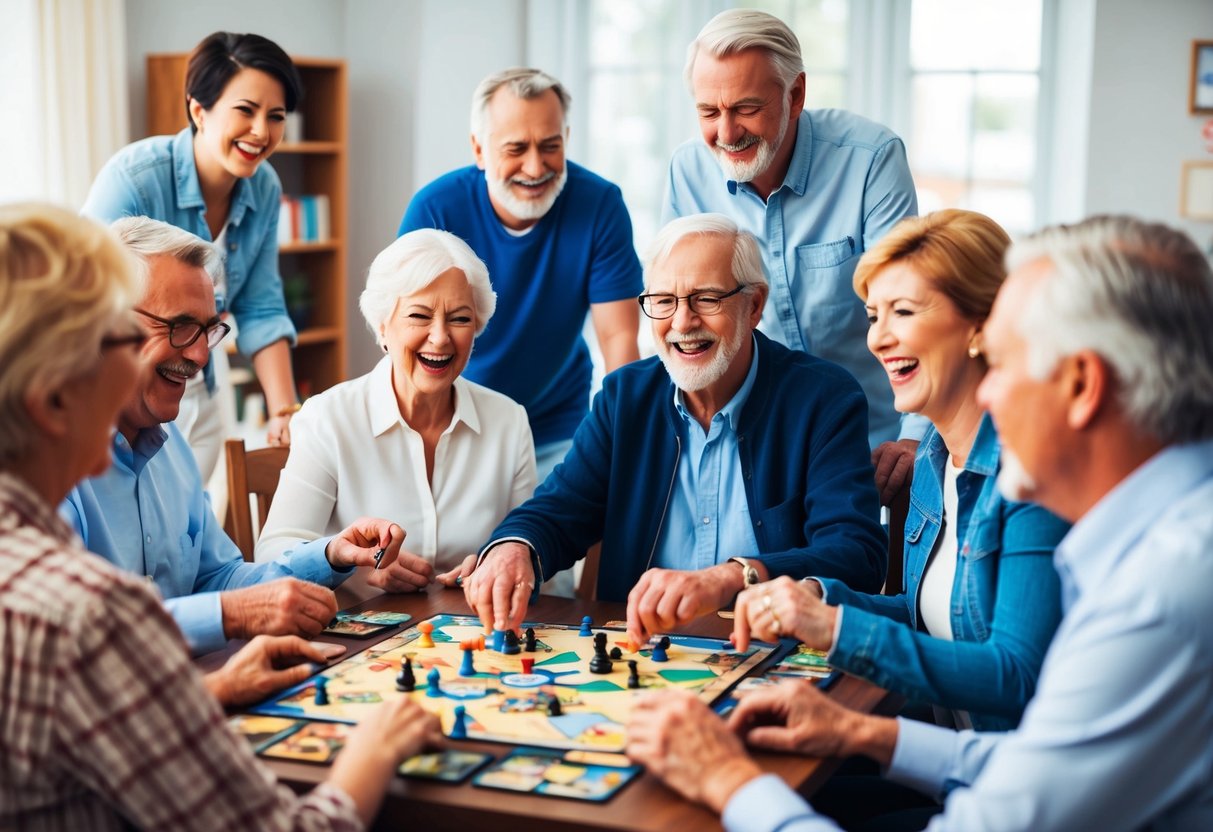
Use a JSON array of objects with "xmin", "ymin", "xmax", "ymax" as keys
[{"xmin": 257, "ymin": 229, "xmax": 536, "ymax": 591}]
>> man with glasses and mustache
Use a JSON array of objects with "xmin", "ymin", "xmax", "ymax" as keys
[
  {"xmin": 462, "ymin": 214, "xmax": 885, "ymax": 649},
  {"xmin": 666, "ymin": 10, "xmax": 921, "ymax": 502},
  {"xmin": 398, "ymin": 68, "xmax": 643, "ymax": 547},
  {"xmin": 63, "ymin": 218, "xmax": 404, "ymax": 654}
]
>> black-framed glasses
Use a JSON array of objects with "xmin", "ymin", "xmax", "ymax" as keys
[
  {"xmin": 637, "ymin": 285, "xmax": 746, "ymax": 320},
  {"xmin": 136, "ymin": 308, "xmax": 231, "ymax": 349}
]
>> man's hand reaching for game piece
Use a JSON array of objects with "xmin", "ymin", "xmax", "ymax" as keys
[
  {"xmin": 625, "ymin": 565, "xmax": 742, "ymax": 647},
  {"xmin": 329, "ymin": 697, "xmax": 445, "ymax": 826},
  {"xmin": 727, "ymin": 680, "xmax": 898, "ymax": 766},
  {"xmin": 626, "ymin": 689, "xmax": 764, "ymax": 815},
  {"xmin": 203, "ymin": 635, "xmax": 347, "ymax": 708},
  {"xmin": 463, "ymin": 542, "xmax": 535, "ymax": 633},
  {"xmin": 220, "ymin": 577, "xmax": 339, "ymax": 640}
]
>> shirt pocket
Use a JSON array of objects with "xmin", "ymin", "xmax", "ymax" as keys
[{"xmin": 795, "ymin": 239, "xmax": 866, "ymax": 363}]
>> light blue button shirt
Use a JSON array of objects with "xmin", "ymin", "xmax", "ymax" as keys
[
  {"xmin": 719, "ymin": 440, "xmax": 1213, "ymax": 831},
  {"xmin": 653, "ymin": 340, "xmax": 761, "ymax": 571},
  {"xmin": 665, "ymin": 109, "xmax": 924, "ymax": 448},
  {"xmin": 61, "ymin": 423, "xmax": 345, "ymax": 655}
]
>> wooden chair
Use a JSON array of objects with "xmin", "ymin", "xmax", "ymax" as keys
[
  {"xmin": 575, "ymin": 542, "xmax": 602, "ymax": 601},
  {"xmin": 883, "ymin": 481, "xmax": 911, "ymax": 596},
  {"xmin": 224, "ymin": 438, "xmax": 290, "ymax": 562}
]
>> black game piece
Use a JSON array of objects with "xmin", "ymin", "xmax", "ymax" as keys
[
  {"xmin": 547, "ymin": 695, "xmax": 563, "ymax": 716},
  {"xmin": 396, "ymin": 656, "xmax": 415, "ymax": 692},
  {"xmin": 589, "ymin": 631, "xmax": 613, "ymax": 674},
  {"xmin": 503, "ymin": 628, "xmax": 521, "ymax": 655},
  {"xmin": 609, "ymin": 646, "xmax": 623, "ymax": 660},
  {"xmin": 658, "ymin": 636, "xmax": 671, "ymax": 650},
  {"xmin": 524, "ymin": 627, "xmax": 537, "ymax": 652},
  {"xmin": 627, "ymin": 660, "xmax": 640, "ymax": 690}
]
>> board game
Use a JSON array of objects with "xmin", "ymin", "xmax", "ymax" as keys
[{"xmin": 250, "ymin": 613, "xmax": 781, "ymax": 752}]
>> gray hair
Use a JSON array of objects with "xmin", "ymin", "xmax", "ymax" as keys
[
  {"xmin": 109, "ymin": 216, "xmax": 218, "ymax": 286},
  {"xmin": 644, "ymin": 213, "xmax": 768, "ymax": 292},
  {"xmin": 0, "ymin": 204, "xmax": 142, "ymax": 463},
  {"xmin": 685, "ymin": 10, "xmax": 805, "ymax": 92},
  {"xmin": 360, "ymin": 229, "xmax": 496, "ymax": 344},
  {"xmin": 470, "ymin": 67, "xmax": 571, "ymax": 144},
  {"xmin": 1009, "ymin": 214, "xmax": 1213, "ymax": 444}
]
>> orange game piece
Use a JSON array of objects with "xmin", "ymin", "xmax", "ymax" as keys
[
  {"xmin": 625, "ymin": 639, "xmax": 641, "ymax": 654},
  {"xmin": 416, "ymin": 621, "xmax": 435, "ymax": 648}
]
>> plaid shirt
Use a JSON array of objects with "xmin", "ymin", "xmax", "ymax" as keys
[{"xmin": 0, "ymin": 473, "xmax": 362, "ymax": 831}]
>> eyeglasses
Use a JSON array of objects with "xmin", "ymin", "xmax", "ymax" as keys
[
  {"xmin": 637, "ymin": 285, "xmax": 746, "ymax": 320},
  {"xmin": 136, "ymin": 308, "xmax": 231, "ymax": 350}
]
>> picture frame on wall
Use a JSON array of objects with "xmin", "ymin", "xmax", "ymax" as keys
[
  {"xmin": 1179, "ymin": 161, "xmax": 1213, "ymax": 220},
  {"xmin": 1191, "ymin": 40, "xmax": 1213, "ymax": 115}
]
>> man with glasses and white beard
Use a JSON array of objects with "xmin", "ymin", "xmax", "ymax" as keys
[
  {"xmin": 399, "ymin": 68, "xmax": 642, "ymax": 498},
  {"xmin": 460, "ymin": 214, "xmax": 885, "ymax": 650},
  {"xmin": 64, "ymin": 218, "xmax": 406, "ymax": 655},
  {"xmin": 666, "ymin": 10, "xmax": 921, "ymax": 501}
]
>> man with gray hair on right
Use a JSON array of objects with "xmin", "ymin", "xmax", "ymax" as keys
[
  {"xmin": 399, "ymin": 68, "xmax": 642, "ymax": 495},
  {"xmin": 666, "ymin": 10, "xmax": 921, "ymax": 501},
  {"xmin": 626, "ymin": 215, "xmax": 1213, "ymax": 832}
]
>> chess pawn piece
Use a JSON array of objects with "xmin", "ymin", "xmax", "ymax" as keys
[
  {"xmin": 450, "ymin": 704, "xmax": 468, "ymax": 739},
  {"xmin": 651, "ymin": 636, "xmax": 670, "ymax": 663},
  {"xmin": 547, "ymin": 695, "xmax": 563, "ymax": 717},
  {"xmin": 396, "ymin": 656, "xmax": 416, "ymax": 692},
  {"xmin": 579, "ymin": 616, "xmax": 593, "ymax": 637},
  {"xmin": 589, "ymin": 631, "xmax": 613, "ymax": 674},
  {"xmin": 524, "ymin": 627, "xmax": 537, "ymax": 652},
  {"xmin": 627, "ymin": 660, "xmax": 640, "ymax": 690},
  {"xmin": 313, "ymin": 676, "xmax": 330, "ymax": 706},
  {"xmin": 426, "ymin": 667, "xmax": 442, "ymax": 698}
]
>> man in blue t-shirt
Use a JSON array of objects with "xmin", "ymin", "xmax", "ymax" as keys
[{"xmin": 399, "ymin": 68, "xmax": 642, "ymax": 483}]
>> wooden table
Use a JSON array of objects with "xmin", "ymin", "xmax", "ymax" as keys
[{"xmin": 206, "ymin": 578, "xmax": 899, "ymax": 832}]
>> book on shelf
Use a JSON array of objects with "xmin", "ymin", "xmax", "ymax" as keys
[{"xmin": 278, "ymin": 195, "xmax": 331, "ymax": 244}]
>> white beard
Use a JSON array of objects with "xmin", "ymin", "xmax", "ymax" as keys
[
  {"xmin": 657, "ymin": 321, "xmax": 747, "ymax": 393},
  {"xmin": 997, "ymin": 448, "xmax": 1038, "ymax": 502},
  {"xmin": 486, "ymin": 164, "xmax": 568, "ymax": 222},
  {"xmin": 711, "ymin": 100, "xmax": 790, "ymax": 183}
]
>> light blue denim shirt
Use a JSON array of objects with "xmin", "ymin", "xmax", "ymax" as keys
[
  {"xmin": 720, "ymin": 439, "xmax": 1213, "ymax": 832},
  {"xmin": 82, "ymin": 128, "xmax": 296, "ymax": 359},
  {"xmin": 653, "ymin": 339, "xmax": 761, "ymax": 570},
  {"xmin": 664, "ymin": 109, "xmax": 922, "ymax": 448},
  {"xmin": 60, "ymin": 423, "xmax": 344, "ymax": 655},
  {"xmin": 817, "ymin": 415, "xmax": 1068, "ymax": 730}
]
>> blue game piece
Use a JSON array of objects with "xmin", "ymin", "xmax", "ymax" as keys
[
  {"xmin": 579, "ymin": 615, "xmax": 593, "ymax": 637},
  {"xmin": 492, "ymin": 629, "xmax": 505, "ymax": 653},
  {"xmin": 651, "ymin": 638, "xmax": 669, "ymax": 663},
  {"xmin": 426, "ymin": 667, "xmax": 442, "ymax": 697},
  {"xmin": 450, "ymin": 704, "xmax": 468, "ymax": 739},
  {"xmin": 459, "ymin": 645, "xmax": 476, "ymax": 677},
  {"xmin": 314, "ymin": 676, "xmax": 330, "ymax": 705}
]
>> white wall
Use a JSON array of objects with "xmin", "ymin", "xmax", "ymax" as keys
[{"xmin": 1084, "ymin": 0, "xmax": 1213, "ymax": 244}]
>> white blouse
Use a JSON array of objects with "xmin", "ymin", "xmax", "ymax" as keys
[{"xmin": 256, "ymin": 356, "xmax": 537, "ymax": 571}]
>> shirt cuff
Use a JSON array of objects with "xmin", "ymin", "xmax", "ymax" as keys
[
  {"xmin": 722, "ymin": 773, "xmax": 829, "ymax": 832},
  {"xmin": 826, "ymin": 606, "xmax": 845, "ymax": 657},
  {"xmin": 288, "ymin": 535, "xmax": 351, "ymax": 587},
  {"xmin": 885, "ymin": 716, "xmax": 963, "ymax": 800},
  {"xmin": 165, "ymin": 592, "xmax": 227, "ymax": 655}
]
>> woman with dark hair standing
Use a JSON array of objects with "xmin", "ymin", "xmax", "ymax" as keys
[{"xmin": 84, "ymin": 32, "xmax": 303, "ymax": 476}]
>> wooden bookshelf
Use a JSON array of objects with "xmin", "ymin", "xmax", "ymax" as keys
[{"xmin": 145, "ymin": 54, "xmax": 348, "ymax": 399}]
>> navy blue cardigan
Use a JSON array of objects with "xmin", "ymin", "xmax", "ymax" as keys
[{"xmin": 490, "ymin": 331, "xmax": 888, "ymax": 601}]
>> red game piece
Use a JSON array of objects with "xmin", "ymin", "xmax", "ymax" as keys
[{"xmin": 521, "ymin": 657, "xmax": 535, "ymax": 675}]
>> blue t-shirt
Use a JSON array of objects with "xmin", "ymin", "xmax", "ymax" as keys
[{"xmin": 399, "ymin": 162, "xmax": 642, "ymax": 447}]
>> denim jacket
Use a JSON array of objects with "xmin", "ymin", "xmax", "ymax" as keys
[
  {"xmin": 82, "ymin": 128, "xmax": 296, "ymax": 359},
  {"xmin": 818, "ymin": 414, "xmax": 1069, "ymax": 730}
]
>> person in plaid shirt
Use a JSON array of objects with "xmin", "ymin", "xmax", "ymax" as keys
[{"xmin": 0, "ymin": 204, "xmax": 442, "ymax": 831}]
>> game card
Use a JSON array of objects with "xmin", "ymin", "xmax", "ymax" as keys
[
  {"xmin": 322, "ymin": 615, "xmax": 391, "ymax": 639},
  {"xmin": 399, "ymin": 750, "xmax": 493, "ymax": 783},
  {"xmin": 346, "ymin": 610, "xmax": 412, "ymax": 627},
  {"xmin": 260, "ymin": 721, "xmax": 351, "ymax": 764},
  {"xmin": 473, "ymin": 747, "xmax": 641, "ymax": 802},
  {"xmin": 227, "ymin": 715, "xmax": 305, "ymax": 752}
]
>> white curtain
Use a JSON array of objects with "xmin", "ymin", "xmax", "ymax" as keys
[{"xmin": 0, "ymin": 0, "xmax": 128, "ymax": 208}]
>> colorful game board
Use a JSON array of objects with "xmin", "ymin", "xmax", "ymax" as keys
[{"xmin": 250, "ymin": 613, "xmax": 781, "ymax": 752}]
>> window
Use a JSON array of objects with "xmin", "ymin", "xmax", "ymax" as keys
[{"xmin": 566, "ymin": 0, "xmax": 1051, "ymax": 243}]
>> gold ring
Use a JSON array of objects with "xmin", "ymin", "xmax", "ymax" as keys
[
  {"xmin": 771, "ymin": 614, "xmax": 783, "ymax": 635},
  {"xmin": 762, "ymin": 593, "xmax": 772, "ymax": 612}
]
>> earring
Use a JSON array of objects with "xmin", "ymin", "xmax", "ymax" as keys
[
  {"xmin": 968, "ymin": 344, "xmax": 981, "ymax": 359},
  {"xmin": 382, "ymin": 343, "xmax": 388, "ymax": 353}
]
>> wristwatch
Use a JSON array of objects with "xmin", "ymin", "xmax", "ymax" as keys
[{"xmin": 727, "ymin": 557, "xmax": 761, "ymax": 589}]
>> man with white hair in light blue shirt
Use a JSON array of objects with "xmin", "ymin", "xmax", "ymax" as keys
[
  {"xmin": 665, "ymin": 9, "xmax": 921, "ymax": 501},
  {"xmin": 627, "ymin": 214, "xmax": 1213, "ymax": 832}
]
